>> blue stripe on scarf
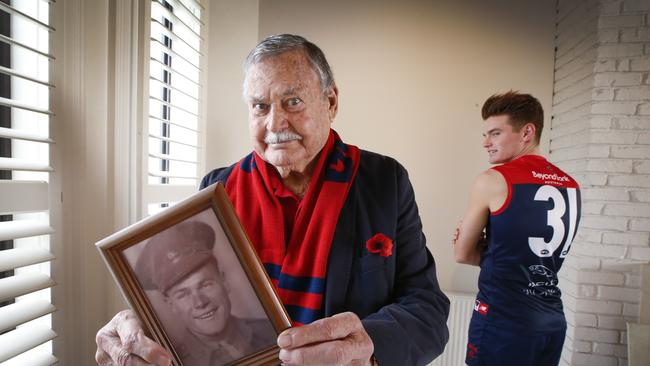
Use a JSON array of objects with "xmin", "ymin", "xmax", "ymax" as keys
[
  {"xmin": 324, "ymin": 139, "xmax": 354, "ymax": 182},
  {"xmin": 264, "ymin": 263, "xmax": 325, "ymax": 294},
  {"xmin": 264, "ymin": 263, "xmax": 281, "ymax": 278},
  {"xmin": 285, "ymin": 305, "xmax": 323, "ymax": 325},
  {"xmin": 239, "ymin": 152, "xmax": 257, "ymax": 173}
]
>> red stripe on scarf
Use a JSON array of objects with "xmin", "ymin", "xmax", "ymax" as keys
[
  {"xmin": 225, "ymin": 130, "xmax": 360, "ymax": 324},
  {"xmin": 276, "ymin": 288, "xmax": 323, "ymax": 310}
]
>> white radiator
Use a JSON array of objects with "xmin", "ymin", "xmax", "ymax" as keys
[{"xmin": 429, "ymin": 292, "xmax": 475, "ymax": 366}]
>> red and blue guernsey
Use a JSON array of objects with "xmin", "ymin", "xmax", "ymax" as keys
[{"xmin": 474, "ymin": 155, "xmax": 581, "ymax": 332}]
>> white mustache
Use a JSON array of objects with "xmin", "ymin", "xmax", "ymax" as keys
[{"xmin": 264, "ymin": 131, "xmax": 302, "ymax": 144}]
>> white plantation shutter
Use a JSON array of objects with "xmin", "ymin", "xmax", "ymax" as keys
[
  {"xmin": 0, "ymin": 0, "xmax": 57, "ymax": 365},
  {"xmin": 144, "ymin": 0, "xmax": 204, "ymax": 216}
]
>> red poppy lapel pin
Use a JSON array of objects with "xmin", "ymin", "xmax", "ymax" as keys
[{"xmin": 366, "ymin": 233, "xmax": 393, "ymax": 257}]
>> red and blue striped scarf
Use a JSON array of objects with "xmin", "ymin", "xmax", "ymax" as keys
[{"xmin": 225, "ymin": 130, "xmax": 360, "ymax": 325}]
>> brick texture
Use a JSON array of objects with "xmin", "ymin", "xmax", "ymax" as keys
[{"xmin": 552, "ymin": 0, "xmax": 649, "ymax": 364}]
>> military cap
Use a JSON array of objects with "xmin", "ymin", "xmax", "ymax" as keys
[{"xmin": 134, "ymin": 220, "xmax": 217, "ymax": 294}]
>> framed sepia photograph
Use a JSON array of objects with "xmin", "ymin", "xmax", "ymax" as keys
[{"xmin": 96, "ymin": 183, "xmax": 292, "ymax": 366}]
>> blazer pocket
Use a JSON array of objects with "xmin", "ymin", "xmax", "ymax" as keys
[{"xmin": 359, "ymin": 254, "xmax": 387, "ymax": 274}]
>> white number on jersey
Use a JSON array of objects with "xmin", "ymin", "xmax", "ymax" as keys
[{"xmin": 528, "ymin": 186, "xmax": 578, "ymax": 258}]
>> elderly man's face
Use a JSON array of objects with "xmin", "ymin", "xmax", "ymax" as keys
[
  {"xmin": 244, "ymin": 50, "xmax": 338, "ymax": 173},
  {"xmin": 165, "ymin": 263, "xmax": 232, "ymax": 337}
]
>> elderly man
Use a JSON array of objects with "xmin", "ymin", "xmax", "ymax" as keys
[
  {"xmin": 96, "ymin": 34, "xmax": 449, "ymax": 366},
  {"xmin": 134, "ymin": 220, "xmax": 277, "ymax": 366}
]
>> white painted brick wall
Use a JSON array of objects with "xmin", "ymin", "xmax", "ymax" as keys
[
  {"xmin": 630, "ymin": 218, "xmax": 650, "ymax": 230},
  {"xmin": 630, "ymin": 57, "xmax": 650, "ymax": 70},
  {"xmin": 552, "ymin": 0, "xmax": 649, "ymax": 365},
  {"xmin": 609, "ymin": 145, "xmax": 650, "ymax": 158}
]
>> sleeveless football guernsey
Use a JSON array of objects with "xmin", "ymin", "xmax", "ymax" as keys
[{"xmin": 473, "ymin": 155, "xmax": 581, "ymax": 332}]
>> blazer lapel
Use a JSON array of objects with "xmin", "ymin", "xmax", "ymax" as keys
[{"xmin": 323, "ymin": 184, "xmax": 357, "ymax": 317}]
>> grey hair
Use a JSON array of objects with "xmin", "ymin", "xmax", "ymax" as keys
[{"xmin": 243, "ymin": 34, "xmax": 335, "ymax": 95}]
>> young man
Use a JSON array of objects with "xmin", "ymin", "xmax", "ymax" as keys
[
  {"xmin": 134, "ymin": 220, "xmax": 277, "ymax": 366},
  {"xmin": 453, "ymin": 91, "xmax": 581, "ymax": 366}
]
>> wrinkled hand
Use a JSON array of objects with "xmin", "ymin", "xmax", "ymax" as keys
[
  {"xmin": 277, "ymin": 312, "xmax": 374, "ymax": 366},
  {"xmin": 95, "ymin": 310, "xmax": 171, "ymax": 366}
]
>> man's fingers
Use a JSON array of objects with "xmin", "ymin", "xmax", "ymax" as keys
[
  {"xmin": 97, "ymin": 330, "xmax": 136, "ymax": 366},
  {"xmin": 278, "ymin": 312, "xmax": 362, "ymax": 349},
  {"xmin": 125, "ymin": 330, "xmax": 171, "ymax": 365},
  {"xmin": 95, "ymin": 348, "xmax": 114, "ymax": 366},
  {"xmin": 279, "ymin": 335, "xmax": 372, "ymax": 366},
  {"xmin": 96, "ymin": 310, "xmax": 171, "ymax": 366},
  {"xmin": 279, "ymin": 339, "xmax": 351, "ymax": 365},
  {"xmin": 98, "ymin": 328, "xmax": 169, "ymax": 366},
  {"xmin": 277, "ymin": 313, "xmax": 374, "ymax": 365},
  {"xmin": 96, "ymin": 319, "xmax": 123, "ymax": 365}
]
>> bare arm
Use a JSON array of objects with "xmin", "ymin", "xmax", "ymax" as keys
[{"xmin": 453, "ymin": 170, "xmax": 506, "ymax": 266}]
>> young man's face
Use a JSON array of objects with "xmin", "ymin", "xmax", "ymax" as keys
[
  {"xmin": 166, "ymin": 263, "xmax": 232, "ymax": 337},
  {"xmin": 482, "ymin": 115, "xmax": 528, "ymax": 164},
  {"xmin": 243, "ymin": 49, "xmax": 337, "ymax": 173}
]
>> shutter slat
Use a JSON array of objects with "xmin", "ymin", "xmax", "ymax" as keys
[
  {"xmin": 161, "ymin": 0, "xmax": 204, "ymax": 25},
  {"xmin": 0, "ymin": 157, "xmax": 53, "ymax": 172},
  {"xmin": 0, "ymin": 65, "xmax": 54, "ymax": 88},
  {"xmin": 149, "ymin": 151, "xmax": 197, "ymax": 164},
  {"xmin": 148, "ymin": 114, "xmax": 199, "ymax": 132},
  {"xmin": 0, "ymin": 299, "xmax": 56, "ymax": 333},
  {"xmin": 182, "ymin": 0, "xmax": 204, "ymax": 10},
  {"xmin": 0, "ymin": 220, "xmax": 54, "ymax": 241},
  {"xmin": 149, "ymin": 95, "xmax": 198, "ymax": 117},
  {"xmin": 0, "ymin": 96, "xmax": 53, "ymax": 115},
  {"xmin": 150, "ymin": 76, "xmax": 199, "ymax": 102},
  {"xmin": 0, "ymin": 2, "xmax": 55, "ymax": 32},
  {"xmin": 149, "ymin": 169, "xmax": 197, "ymax": 179},
  {"xmin": 149, "ymin": 57, "xmax": 200, "ymax": 87},
  {"xmin": 0, "ymin": 127, "xmax": 53, "ymax": 143},
  {"xmin": 149, "ymin": 133, "xmax": 200, "ymax": 148},
  {"xmin": 1, "ymin": 351, "xmax": 58, "ymax": 366},
  {"xmin": 150, "ymin": 38, "xmax": 201, "ymax": 71},
  {"xmin": 0, "ymin": 34, "xmax": 55, "ymax": 60},
  {"xmin": 0, "ymin": 247, "xmax": 55, "ymax": 272},
  {"xmin": 150, "ymin": 19, "xmax": 201, "ymax": 55},
  {"xmin": 0, "ymin": 272, "xmax": 56, "ymax": 303},
  {"xmin": 151, "ymin": 1, "xmax": 203, "ymax": 40},
  {"xmin": 0, "ymin": 180, "xmax": 49, "ymax": 215},
  {"xmin": 0, "ymin": 324, "xmax": 57, "ymax": 363}
]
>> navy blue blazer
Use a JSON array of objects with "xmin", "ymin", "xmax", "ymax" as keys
[{"xmin": 200, "ymin": 150, "xmax": 450, "ymax": 366}]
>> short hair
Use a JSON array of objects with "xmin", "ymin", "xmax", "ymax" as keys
[
  {"xmin": 243, "ymin": 34, "xmax": 334, "ymax": 94},
  {"xmin": 481, "ymin": 91, "xmax": 544, "ymax": 143}
]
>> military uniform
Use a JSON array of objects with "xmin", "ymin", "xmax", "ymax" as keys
[{"xmin": 175, "ymin": 316, "xmax": 276, "ymax": 366}]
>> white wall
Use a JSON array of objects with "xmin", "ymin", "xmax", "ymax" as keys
[
  {"xmin": 204, "ymin": 1, "xmax": 260, "ymax": 170},
  {"xmin": 250, "ymin": 0, "xmax": 556, "ymax": 292}
]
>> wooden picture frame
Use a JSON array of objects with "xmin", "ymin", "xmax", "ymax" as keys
[{"xmin": 96, "ymin": 183, "xmax": 292, "ymax": 366}]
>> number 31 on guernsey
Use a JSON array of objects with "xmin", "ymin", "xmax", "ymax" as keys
[{"xmin": 528, "ymin": 185, "xmax": 579, "ymax": 258}]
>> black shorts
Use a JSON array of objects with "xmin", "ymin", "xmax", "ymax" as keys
[{"xmin": 465, "ymin": 319, "xmax": 566, "ymax": 366}]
